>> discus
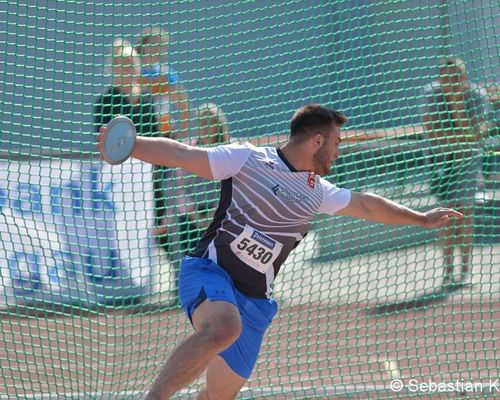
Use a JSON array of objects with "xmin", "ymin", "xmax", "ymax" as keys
[{"xmin": 100, "ymin": 116, "xmax": 137, "ymax": 165}]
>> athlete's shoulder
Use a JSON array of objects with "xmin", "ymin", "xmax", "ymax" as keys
[
  {"xmin": 234, "ymin": 141, "xmax": 256, "ymax": 147},
  {"xmin": 227, "ymin": 140, "xmax": 259, "ymax": 149},
  {"xmin": 313, "ymin": 177, "xmax": 331, "ymax": 199},
  {"xmin": 206, "ymin": 142, "xmax": 260, "ymax": 180},
  {"xmin": 317, "ymin": 175, "xmax": 350, "ymax": 195},
  {"xmin": 317, "ymin": 176, "xmax": 352, "ymax": 215},
  {"xmin": 317, "ymin": 175, "xmax": 337, "ymax": 188},
  {"xmin": 224, "ymin": 141, "xmax": 274, "ymax": 157},
  {"xmin": 234, "ymin": 143, "xmax": 281, "ymax": 165},
  {"xmin": 210, "ymin": 141, "xmax": 256, "ymax": 155}
]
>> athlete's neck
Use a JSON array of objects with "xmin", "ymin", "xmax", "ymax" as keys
[{"xmin": 279, "ymin": 142, "xmax": 314, "ymax": 173}]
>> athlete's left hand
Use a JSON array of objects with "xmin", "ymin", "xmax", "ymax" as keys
[{"xmin": 420, "ymin": 208, "xmax": 463, "ymax": 229}]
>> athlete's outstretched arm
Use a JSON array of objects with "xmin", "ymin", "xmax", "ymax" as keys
[
  {"xmin": 97, "ymin": 126, "xmax": 214, "ymax": 180},
  {"xmin": 336, "ymin": 191, "xmax": 463, "ymax": 229}
]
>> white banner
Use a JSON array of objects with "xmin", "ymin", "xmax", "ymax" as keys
[{"xmin": 0, "ymin": 158, "xmax": 155, "ymax": 307}]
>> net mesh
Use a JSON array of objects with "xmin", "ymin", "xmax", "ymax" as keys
[{"xmin": 0, "ymin": 1, "xmax": 498, "ymax": 399}]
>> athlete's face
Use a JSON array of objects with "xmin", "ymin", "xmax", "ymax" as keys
[{"xmin": 313, "ymin": 124, "xmax": 342, "ymax": 176}]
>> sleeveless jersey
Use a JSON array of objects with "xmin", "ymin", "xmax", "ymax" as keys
[{"xmin": 190, "ymin": 142, "xmax": 351, "ymax": 298}]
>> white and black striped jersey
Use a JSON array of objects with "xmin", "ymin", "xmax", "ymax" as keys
[{"xmin": 190, "ymin": 142, "xmax": 351, "ymax": 298}]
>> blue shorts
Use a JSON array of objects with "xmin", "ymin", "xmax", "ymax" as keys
[{"xmin": 178, "ymin": 256, "xmax": 278, "ymax": 379}]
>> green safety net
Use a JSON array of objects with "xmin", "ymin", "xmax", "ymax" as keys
[{"xmin": 0, "ymin": 1, "xmax": 498, "ymax": 399}]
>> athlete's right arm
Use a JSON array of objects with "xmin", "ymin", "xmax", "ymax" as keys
[
  {"xmin": 131, "ymin": 135, "xmax": 214, "ymax": 179},
  {"xmin": 97, "ymin": 126, "xmax": 253, "ymax": 180},
  {"xmin": 97, "ymin": 125, "xmax": 214, "ymax": 179}
]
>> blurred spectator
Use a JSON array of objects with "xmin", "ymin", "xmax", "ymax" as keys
[
  {"xmin": 93, "ymin": 39, "xmax": 171, "ymax": 264},
  {"xmin": 420, "ymin": 56, "xmax": 491, "ymax": 288},
  {"xmin": 93, "ymin": 39, "xmax": 153, "ymax": 130},
  {"xmin": 136, "ymin": 26, "xmax": 190, "ymax": 140}
]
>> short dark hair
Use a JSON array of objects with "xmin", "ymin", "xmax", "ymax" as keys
[{"xmin": 290, "ymin": 104, "xmax": 348, "ymax": 141}]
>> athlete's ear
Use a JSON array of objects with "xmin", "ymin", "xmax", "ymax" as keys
[{"xmin": 313, "ymin": 133, "xmax": 324, "ymax": 150}]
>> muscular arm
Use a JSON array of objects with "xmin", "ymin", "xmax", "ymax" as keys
[
  {"xmin": 97, "ymin": 127, "xmax": 214, "ymax": 179},
  {"xmin": 130, "ymin": 136, "xmax": 213, "ymax": 179},
  {"xmin": 336, "ymin": 191, "xmax": 462, "ymax": 228}
]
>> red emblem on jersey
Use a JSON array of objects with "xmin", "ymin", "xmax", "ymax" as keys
[{"xmin": 307, "ymin": 173, "xmax": 316, "ymax": 189}]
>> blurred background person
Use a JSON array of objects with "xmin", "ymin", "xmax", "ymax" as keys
[
  {"xmin": 420, "ymin": 56, "xmax": 492, "ymax": 288},
  {"xmin": 136, "ymin": 26, "xmax": 190, "ymax": 140},
  {"xmin": 93, "ymin": 39, "xmax": 152, "ymax": 129},
  {"xmin": 93, "ymin": 39, "xmax": 172, "ymax": 274}
]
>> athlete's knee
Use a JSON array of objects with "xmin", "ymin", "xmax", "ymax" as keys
[{"xmin": 200, "ymin": 314, "xmax": 242, "ymax": 351}]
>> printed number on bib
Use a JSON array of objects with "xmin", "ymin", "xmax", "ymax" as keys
[{"xmin": 230, "ymin": 225, "xmax": 283, "ymax": 274}]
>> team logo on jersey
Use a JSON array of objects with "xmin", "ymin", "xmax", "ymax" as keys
[
  {"xmin": 271, "ymin": 184, "xmax": 308, "ymax": 204},
  {"xmin": 307, "ymin": 173, "xmax": 316, "ymax": 189}
]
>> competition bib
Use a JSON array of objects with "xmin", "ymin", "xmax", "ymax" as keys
[{"xmin": 230, "ymin": 225, "xmax": 283, "ymax": 274}]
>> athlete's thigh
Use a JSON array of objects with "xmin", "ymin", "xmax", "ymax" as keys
[{"xmin": 198, "ymin": 356, "xmax": 247, "ymax": 400}]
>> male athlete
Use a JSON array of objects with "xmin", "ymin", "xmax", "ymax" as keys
[{"xmin": 97, "ymin": 104, "xmax": 463, "ymax": 400}]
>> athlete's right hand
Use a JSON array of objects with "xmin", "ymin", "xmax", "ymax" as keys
[{"xmin": 96, "ymin": 125, "xmax": 108, "ymax": 161}]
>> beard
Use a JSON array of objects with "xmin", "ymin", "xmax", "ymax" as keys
[{"xmin": 312, "ymin": 144, "xmax": 332, "ymax": 176}]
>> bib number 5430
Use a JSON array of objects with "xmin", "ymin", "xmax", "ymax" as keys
[
  {"xmin": 230, "ymin": 225, "xmax": 283, "ymax": 274},
  {"xmin": 236, "ymin": 238, "xmax": 273, "ymax": 264}
]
